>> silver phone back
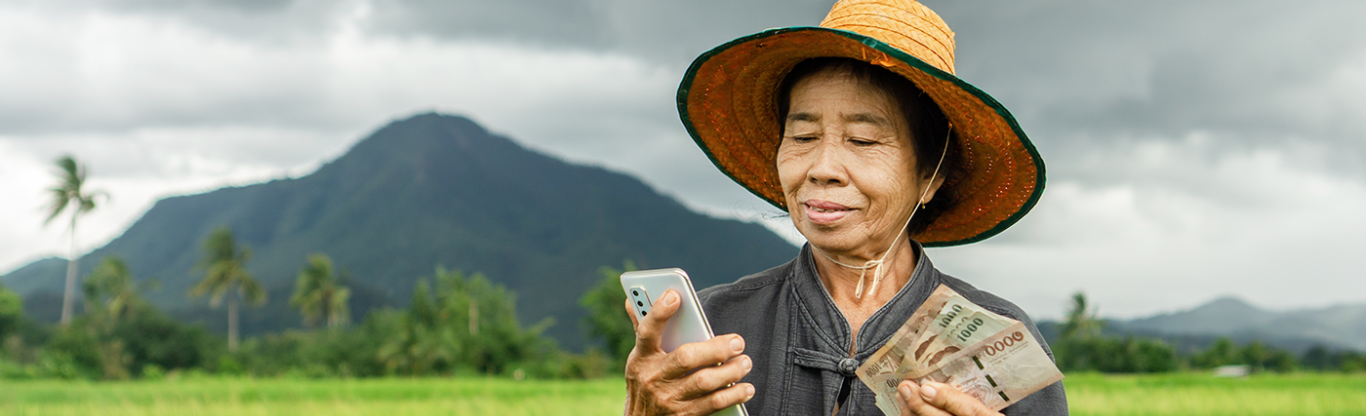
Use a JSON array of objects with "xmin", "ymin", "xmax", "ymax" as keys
[
  {"xmin": 620, "ymin": 268, "xmax": 714, "ymax": 353},
  {"xmin": 620, "ymin": 268, "xmax": 749, "ymax": 416}
]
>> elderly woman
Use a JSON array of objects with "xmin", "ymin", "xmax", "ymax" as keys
[{"xmin": 624, "ymin": 1, "xmax": 1068, "ymax": 415}]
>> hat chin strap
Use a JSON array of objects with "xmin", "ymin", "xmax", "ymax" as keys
[{"xmin": 813, "ymin": 126, "xmax": 952, "ymax": 300}]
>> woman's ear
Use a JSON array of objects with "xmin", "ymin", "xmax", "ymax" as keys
[{"xmin": 918, "ymin": 172, "xmax": 947, "ymax": 205}]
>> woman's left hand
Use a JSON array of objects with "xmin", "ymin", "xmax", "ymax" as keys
[{"xmin": 897, "ymin": 380, "xmax": 1003, "ymax": 416}]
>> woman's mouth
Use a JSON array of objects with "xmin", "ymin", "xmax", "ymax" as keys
[{"xmin": 804, "ymin": 200, "xmax": 853, "ymax": 225}]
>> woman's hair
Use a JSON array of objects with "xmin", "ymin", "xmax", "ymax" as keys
[{"xmin": 776, "ymin": 57, "xmax": 960, "ymax": 234}]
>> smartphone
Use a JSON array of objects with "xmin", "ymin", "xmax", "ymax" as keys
[{"xmin": 621, "ymin": 268, "xmax": 749, "ymax": 416}]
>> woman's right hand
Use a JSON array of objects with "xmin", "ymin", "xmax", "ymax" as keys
[{"xmin": 624, "ymin": 289, "xmax": 755, "ymax": 416}]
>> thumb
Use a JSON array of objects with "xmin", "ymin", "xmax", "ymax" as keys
[
  {"xmin": 632, "ymin": 289, "xmax": 681, "ymax": 354},
  {"xmin": 918, "ymin": 381, "xmax": 998, "ymax": 416}
]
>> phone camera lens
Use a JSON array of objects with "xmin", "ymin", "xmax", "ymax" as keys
[
  {"xmin": 632, "ymin": 290, "xmax": 639, "ymax": 296},
  {"xmin": 637, "ymin": 301, "xmax": 644, "ymax": 307},
  {"xmin": 641, "ymin": 311, "xmax": 647, "ymax": 316}
]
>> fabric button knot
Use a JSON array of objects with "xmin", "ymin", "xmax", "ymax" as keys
[{"xmin": 837, "ymin": 358, "xmax": 860, "ymax": 377}]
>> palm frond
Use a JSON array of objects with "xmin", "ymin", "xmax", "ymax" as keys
[{"xmin": 238, "ymin": 275, "xmax": 267, "ymax": 306}]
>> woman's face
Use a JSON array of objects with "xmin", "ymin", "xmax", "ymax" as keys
[{"xmin": 777, "ymin": 68, "xmax": 938, "ymax": 256}]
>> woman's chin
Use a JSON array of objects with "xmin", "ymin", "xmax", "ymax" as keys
[{"xmin": 798, "ymin": 230, "xmax": 859, "ymax": 254}]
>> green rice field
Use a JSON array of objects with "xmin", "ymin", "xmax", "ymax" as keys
[{"xmin": 0, "ymin": 372, "xmax": 1363, "ymax": 415}]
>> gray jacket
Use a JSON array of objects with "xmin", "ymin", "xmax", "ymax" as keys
[{"xmin": 697, "ymin": 243, "xmax": 1068, "ymax": 415}]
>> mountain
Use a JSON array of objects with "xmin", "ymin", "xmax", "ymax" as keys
[
  {"xmin": 1037, "ymin": 296, "xmax": 1366, "ymax": 354},
  {"xmin": 1123, "ymin": 297, "xmax": 1274, "ymax": 334},
  {"xmin": 2, "ymin": 113, "xmax": 799, "ymax": 350}
]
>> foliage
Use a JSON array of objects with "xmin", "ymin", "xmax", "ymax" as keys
[
  {"xmin": 1055, "ymin": 292, "xmax": 1178, "ymax": 373},
  {"xmin": 1300, "ymin": 344, "xmax": 1366, "ymax": 373},
  {"xmin": 83, "ymin": 256, "xmax": 157, "ymax": 321},
  {"xmin": 192, "ymin": 226, "xmax": 267, "ymax": 352},
  {"xmin": 0, "ymin": 285, "xmax": 21, "ymax": 344},
  {"xmin": 44, "ymin": 155, "xmax": 109, "ymax": 325},
  {"xmin": 21, "ymin": 255, "xmax": 218, "ymax": 380},
  {"xmin": 1061, "ymin": 292, "xmax": 1101, "ymax": 341},
  {"xmin": 378, "ymin": 267, "xmax": 558, "ymax": 377},
  {"xmin": 2, "ymin": 262, "xmax": 606, "ymax": 380},
  {"xmin": 40, "ymin": 325, "xmax": 102, "ymax": 379},
  {"xmin": 1337, "ymin": 351, "xmax": 1366, "ymax": 373},
  {"xmin": 290, "ymin": 253, "xmax": 351, "ymax": 329},
  {"xmin": 36, "ymin": 304, "xmax": 221, "ymax": 380},
  {"xmin": 1188, "ymin": 337, "xmax": 1298, "ymax": 373},
  {"xmin": 579, "ymin": 260, "xmax": 637, "ymax": 371},
  {"xmin": 231, "ymin": 311, "xmax": 400, "ymax": 378},
  {"xmin": 1052, "ymin": 294, "xmax": 1310, "ymax": 374},
  {"xmin": 1068, "ymin": 336, "xmax": 1179, "ymax": 373}
]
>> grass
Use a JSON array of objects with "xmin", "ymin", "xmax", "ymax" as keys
[
  {"xmin": 0, "ymin": 377, "xmax": 627, "ymax": 416},
  {"xmin": 1, "ymin": 372, "xmax": 1364, "ymax": 415},
  {"xmin": 1065, "ymin": 372, "xmax": 1366, "ymax": 416}
]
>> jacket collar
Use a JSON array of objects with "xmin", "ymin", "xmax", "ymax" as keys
[{"xmin": 789, "ymin": 239, "xmax": 944, "ymax": 357}]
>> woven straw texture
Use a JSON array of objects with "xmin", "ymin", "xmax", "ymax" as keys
[{"xmin": 677, "ymin": 0, "xmax": 1044, "ymax": 246}]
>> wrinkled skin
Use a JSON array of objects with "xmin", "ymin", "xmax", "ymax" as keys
[
  {"xmin": 776, "ymin": 68, "xmax": 942, "ymax": 264},
  {"xmin": 623, "ymin": 289, "xmax": 754, "ymax": 415},
  {"xmin": 898, "ymin": 380, "xmax": 1004, "ymax": 416}
]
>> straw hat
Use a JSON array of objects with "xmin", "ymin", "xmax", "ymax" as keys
[{"xmin": 677, "ymin": 0, "xmax": 1045, "ymax": 247}]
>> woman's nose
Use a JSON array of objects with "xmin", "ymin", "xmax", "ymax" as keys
[{"xmin": 806, "ymin": 138, "xmax": 847, "ymax": 186}]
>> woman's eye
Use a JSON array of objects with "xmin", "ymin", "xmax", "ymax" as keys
[
  {"xmin": 788, "ymin": 135, "xmax": 818, "ymax": 143},
  {"xmin": 849, "ymin": 138, "xmax": 877, "ymax": 146}
]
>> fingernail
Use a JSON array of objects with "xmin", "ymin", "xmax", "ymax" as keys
[
  {"xmin": 742, "ymin": 356, "xmax": 752, "ymax": 371},
  {"xmin": 920, "ymin": 383, "xmax": 938, "ymax": 400},
  {"xmin": 899, "ymin": 384, "xmax": 913, "ymax": 398},
  {"xmin": 662, "ymin": 291, "xmax": 678, "ymax": 306},
  {"xmin": 746, "ymin": 384, "xmax": 755, "ymax": 398},
  {"xmin": 730, "ymin": 337, "xmax": 744, "ymax": 352}
]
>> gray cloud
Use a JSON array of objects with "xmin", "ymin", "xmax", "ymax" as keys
[
  {"xmin": 932, "ymin": 1, "xmax": 1366, "ymax": 177},
  {"xmin": 363, "ymin": 0, "xmax": 833, "ymax": 64},
  {"xmin": 5, "ymin": 0, "xmax": 1366, "ymax": 316},
  {"xmin": 20, "ymin": 0, "xmax": 1363, "ymax": 167}
]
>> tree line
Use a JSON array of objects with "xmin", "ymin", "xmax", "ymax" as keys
[
  {"xmin": 0, "ymin": 225, "xmax": 606, "ymax": 379},
  {"xmin": 1052, "ymin": 292, "xmax": 1366, "ymax": 374},
  {"xmin": 9, "ymin": 155, "xmax": 1365, "ymax": 380}
]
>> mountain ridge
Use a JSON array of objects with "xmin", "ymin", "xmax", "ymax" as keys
[
  {"xmin": 1088, "ymin": 295, "xmax": 1366, "ymax": 353},
  {"xmin": 2, "ymin": 113, "xmax": 800, "ymax": 350}
]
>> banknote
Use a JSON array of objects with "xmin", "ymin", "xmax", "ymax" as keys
[
  {"xmin": 856, "ymin": 285, "xmax": 1063, "ymax": 415},
  {"xmin": 906, "ymin": 321, "xmax": 1065, "ymax": 411},
  {"xmin": 905, "ymin": 295, "xmax": 1014, "ymax": 370},
  {"xmin": 856, "ymin": 285, "xmax": 957, "ymax": 383},
  {"xmin": 857, "ymin": 285, "xmax": 966, "ymax": 413}
]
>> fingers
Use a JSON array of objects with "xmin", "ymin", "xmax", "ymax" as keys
[
  {"xmin": 919, "ymin": 381, "xmax": 1001, "ymax": 416},
  {"xmin": 899, "ymin": 381, "xmax": 950, "ymax": 416},
  {"xmin": 678, "ymin": 354, "xmax": 753, "ymax": 400},
  {"xmin": 662, "ymin": 334, "xmax": 746, "ymax": 380},
  {"xmin": 632, "ymin": 289, "xmax": 682, "ymax": 354},
  {"xmin": 625, "ymin": 298, "xmax": 640, "ymax": 328},
  {"xmin": 899, "ymin": 380, "xmax": 1001, "ymax": 416},
  {"xmin": 699, "ymin": 382, "xmax": 756, "ymax": 415}
]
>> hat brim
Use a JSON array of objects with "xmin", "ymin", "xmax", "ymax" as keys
[{"xmin": 677, "ymin": 27, "xmax": 1045, "ymax": 247}]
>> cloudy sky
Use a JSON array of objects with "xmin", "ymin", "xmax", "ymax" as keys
[{"xmin": 2, "ymin": 0, "xmax": 1364, "ymax": 321}]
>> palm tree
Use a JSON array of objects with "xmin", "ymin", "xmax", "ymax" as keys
[
  {"xmin": 378, "ymin": 281, "xmax": 455, "ymax": 375},
  {"xmin": 191, "ymin": 226, "xmax": 266, "ymax": 352},
  {"xmin": 44, "ymin": 155, "xmax": 108, "ymax": 326},
  {"xmin": 289, "ymin": 253, "xmax": 351, "ymax": 329},
  {"xmin": 1061, "ymin": 292, "xmax": 1102, "ymax": 341},
  {"xmin": 83, "ymin": 256, "xmax": 156, "ymax": 321}
]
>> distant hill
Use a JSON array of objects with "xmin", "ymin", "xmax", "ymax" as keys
[
  {"xmin": 1039, "ymin": 296, "xmax": 1366, "ymax": 354},
  {"xmin": 1, "ymin": 113, "xmax": 799, "ymax": 350}
]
